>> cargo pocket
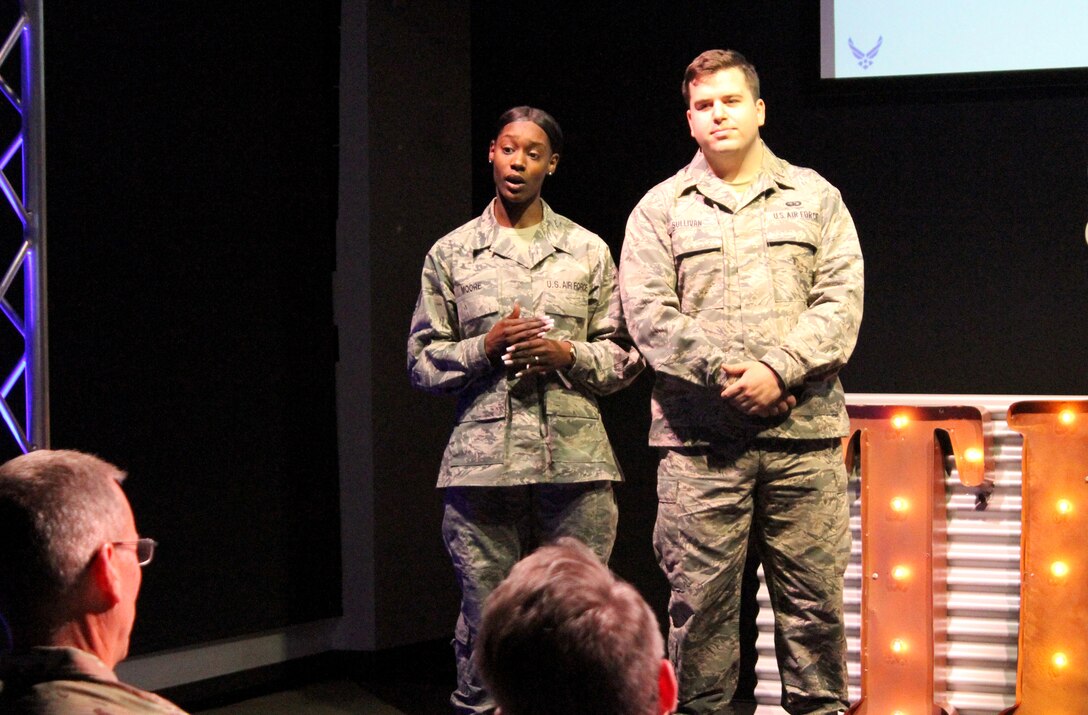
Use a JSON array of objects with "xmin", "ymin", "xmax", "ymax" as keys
[
  {"xmin": 545, "ymin": 391, "xmax": 609, "ymax": 464},
  {"xmin": 653, "ymin": 475, "xmax": 690, "ymax": 593},
  {"xmin": 447, "ymin": 397, "xmax": 506, "ymax": 466}
]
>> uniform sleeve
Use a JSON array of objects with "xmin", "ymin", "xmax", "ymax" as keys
[
  {"xmin": 619, "ymin": 189, "xmax": 729, "ymax": 388},
  {"xmin": 406, "ymin": 248, "xmax": 493, "ymax": 394},
  {"xmin": 565, "ymin": 241, "xmax": 645, "ymax": 395},
  {"xmin": 759, "ymin": 185, "xmax": 864, "ymax": 387}
]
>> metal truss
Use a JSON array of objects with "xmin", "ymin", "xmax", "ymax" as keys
[{"xmin": 0, "ymin": 0, "xmax": 47, "ymax": 453}]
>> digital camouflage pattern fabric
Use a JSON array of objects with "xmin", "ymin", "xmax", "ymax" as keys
[
  {"xmin": 409, "ymin": 199, "xmax": 643, "ymax": 487},
  {"xmin": 621, "ymin": 144, "xmax": 862, "ymax": 715},
  {"xmin": 619, "ymin": 146, "xmax": 863, "ymax": 448},
  {"xmin": 442, "ymin": 482, "xmax": 618, "ymax": 714},
  {"xmin": 655, "ymin": 442, "xmax": 850, "ymax": 714},
  {"xmin": 409, "ymin": 198, "xmax": 642, "ymax": 714}
]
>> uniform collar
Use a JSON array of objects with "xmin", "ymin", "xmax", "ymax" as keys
[
  {"xmin": 676, "ymin": 143, "xmax": 796, "ymax": 205},
  {"xmin": 0, "ymin": 646, "xmax": 119, "ymax": 685},
  {"xmin": 470, "ymin": 199, "xmax": 574, "ymax": 267}
]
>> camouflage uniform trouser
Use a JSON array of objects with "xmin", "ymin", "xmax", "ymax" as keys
[
  {"xmin": 655, "ymin": 439, "xmax": 850, "ymax": 715},
  {"xmin": 441, "ymin": 481, "xmax": 618, "ymax": 715}
]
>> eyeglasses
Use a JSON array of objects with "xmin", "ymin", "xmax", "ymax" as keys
[{"xmin": 112, "ymin": 538, "xmax": 158, "ymax": 566}]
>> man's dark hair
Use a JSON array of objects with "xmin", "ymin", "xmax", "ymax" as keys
[
  {"xmin": 478, "ymin": 537, "xmax": 664, "ymax": 715},
  {"xmin": 682, "ymin": 49, "xmax": 761, "ymax": 105}
]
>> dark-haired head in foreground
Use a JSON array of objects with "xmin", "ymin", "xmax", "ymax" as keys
[{"xmin": 478, "ymin": 537, "xmax": 676, "ymax": 715}]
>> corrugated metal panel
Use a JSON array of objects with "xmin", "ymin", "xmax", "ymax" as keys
[{"xmin": 742, "ymin": 394, "xmax": 1083, "ymax": 715}]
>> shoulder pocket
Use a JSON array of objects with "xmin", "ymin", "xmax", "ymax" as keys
[
  {"xmin": 767, "ymin": 234, "xmax": 817, "ymax": 303},
  {"xmin": 672, "ymin": 230, "xmax": 721, "ymax": 258},
  {"xmin": 454, "ymin": 270, "xmax": 500, "ymax": 334}
]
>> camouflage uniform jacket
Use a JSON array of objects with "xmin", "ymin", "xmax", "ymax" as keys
[
  {"xmin": 0, "ymin": 646, "xmax": 190, "ymax": 713},
  {"xmin": 619, "ymin": 145, "xmax": 863, "ymax": 447},
  {"xmin": 408, "ymin": 199, "xmax": 644, "ymax": 487}
]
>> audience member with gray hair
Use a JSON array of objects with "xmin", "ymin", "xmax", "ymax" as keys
[{"xmin": 0, "ymin": 449, "xmax": 187, "ymax": 713}]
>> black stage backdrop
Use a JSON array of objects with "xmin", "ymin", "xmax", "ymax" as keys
[
  {"xmin": 3, "ymin": 0, "xmax": 1085, "ymax": 661},
  {"xmin": 39, "ymin": 4, "xmax": 341, "ymax": 652}
]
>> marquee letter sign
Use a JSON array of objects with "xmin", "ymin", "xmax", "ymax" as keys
[
  {"xmin": 845, "ymin": 405, "xmax": 990, "ymax": 715},
  {"xmin": 1003, "ymin": 401, "xmax": 1088, "ymax": 715}
]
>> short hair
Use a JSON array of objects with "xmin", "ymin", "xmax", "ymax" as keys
[
  {"xmin": 0, "ymin": 450, "xmax": 128, "ymax": 648},
  {"xmin": 682, "ymin": 49, "xmax": 761, "ymax": 105},
  {"xmin": 478, "ymin": 537, "xmax": 664, "ymax": 715},
  {"xmin": 495, "ymin": 106, "xmax": 564, "ymax": 156}
]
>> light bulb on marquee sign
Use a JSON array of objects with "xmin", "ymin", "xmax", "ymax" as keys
[
  {"xmin": 844, "ymin": 405, "xmax": 990, "ymax": 715},
  {"xmin": 1001, "ymin": 401, "xmax": 1088, "ymax": 715}
]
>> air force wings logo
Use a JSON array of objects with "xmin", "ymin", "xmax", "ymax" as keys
[{"xmin": 848, "ymin": 36, "xmax": 883, "ymax": 69}]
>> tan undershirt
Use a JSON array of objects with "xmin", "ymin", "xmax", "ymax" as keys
[
  {"xmin": 497, "ymin": 224, "xmax": 540, "ymax": 263},
  {"xmin": 722, "ymin": 177, "xmax": 753, "ymax": 200}
]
